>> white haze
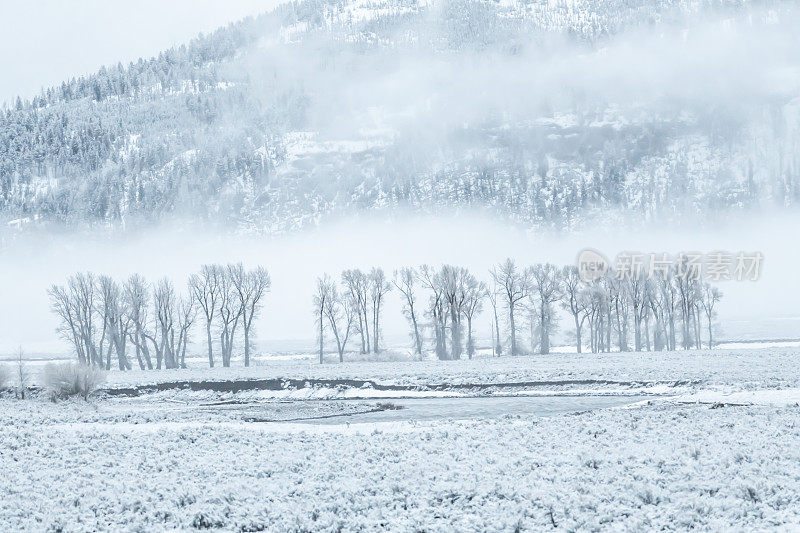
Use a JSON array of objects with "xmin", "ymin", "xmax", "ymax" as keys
[
  {"xmin": 2, "ymin": 1, "xmax": 800, "ymax": 356},
  {"xmin": 246, "ymin": 5, "xmax": 800, "ymax": 147},
  {"xmin": 1, "ymin": 211, "xmax": 797, "ymax": 357}
]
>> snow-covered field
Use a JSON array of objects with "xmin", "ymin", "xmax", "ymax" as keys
[
  {"xmin": 2, "ymin": 347, "xmax": 800, "ymax": 531},
  {"xmin": 99, "ymin": 345, "xmax": 800, "ymax": 392}
]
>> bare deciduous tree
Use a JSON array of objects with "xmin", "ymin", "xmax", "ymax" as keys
[
  {"xmin": 322, "ymin": 281, "xmax": 355, "ymax": 362},
  {"xmin": 189, "ymin": 264, "xmax": 223, "ymax": 368},
  {"xmin": 441, "ymin": 265, "xmax": 468, "ymax": 360},
  {"xmin": 393, "ymin": 267, "xmax": 424, "ymax": 356},
  {"xmin": 313, "ymin": 275, "xmax": 331, "ymax": 364},
  {"xmin": 607, "ymin": 276, "xmax": 629, "ymax": 352},
  {"xmin": 530, "ymin": 263, "xmax": 561, "ymax": 355},
  {"xmin": 485, "ymin": 273, "xmax": 503, "ymax": 356},
  {"xmin": 369, "ymin": 267, "xmax": 391, "ymax": 354},
  {"xmin": 124, "ymin": 274, "xmax": 153, "ymax": 370},
  {"xmin": 98, "ymin": 275, "xmax": 132, "ymax": 371},
  {"xmin": 176, "ymin": 296, "xmax": 197, "ymax": 369},
  {"xmin": 419, "ymin": 265, "xmax": 449, "ymax": 360},
  {"xmin": 153, "ymin": 278, "xmax": 178, "ymax": 369},
  {"xmin": 15, "ymin": 347, "xmax": 30, "ymax": 399},
  {"xmin": 342, "ymin": 269, "xmax": 370, "ymax": 354},
  {"xmin": 700, "ymin": 283, "xmax": 722, "ymax": 349},
  {"xmin": 629, "ymin": 274, "xmax": 648, "ymax": 352},
  {"xmin": 645, "ymin": 278, "xmax": 667, "ymax": 351},
  {"xmin": 394, "ymin": 267, "xmax": 422, "ymax": 355},
  {"xmin": 49, "ymin": 273, "xmax": 104, "ymax": 367},
  {"xmin": 561, "ymin": 266, "xmax": 588, "ymax": 354},
  {"xmin": 229, "ymin": 263, "xmax": 271, "ymax": 366},
  {"xmin": 462, "ymin": 273, "xmax": 486, "ymax": 359},
  {"xmin": 49, "ymin": 284, "xmax": 85, "ymax": 365},
  {"xmin": 72, "ymin": 272, "xmax": 101, "ymax": 366},
  {"xmin": 491, "ymin": 259, "xmax": 531, "ymax": 356},
  {"xmin": 217, "ymin": 269, "xmax": 243, "ymax": 367}
]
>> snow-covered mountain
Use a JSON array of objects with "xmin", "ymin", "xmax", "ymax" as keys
[{"xmin": 1, "ymin": 0, "xmax": 798, "ymax": 235}]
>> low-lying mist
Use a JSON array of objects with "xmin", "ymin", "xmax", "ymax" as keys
[{"xmin": 1, "ymin": 211, "xmax": 797, "ymax": 357}]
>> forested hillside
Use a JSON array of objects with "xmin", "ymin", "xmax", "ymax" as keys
[{"xmin": 1, "ymin": 0, "xmax": 798, "ymax": 235}]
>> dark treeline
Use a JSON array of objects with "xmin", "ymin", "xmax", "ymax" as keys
[
  {"xmin": 315, "ymin": 259, "xmax": 723, "ymax": 363},
  {"xmin": 48, "ymin": 264, "xmax": 270, "ymax": 370}
]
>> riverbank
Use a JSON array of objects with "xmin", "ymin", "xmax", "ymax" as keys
[{"xmin": 91, "ymin": 346, "xmax": 800, "ymax": 393}]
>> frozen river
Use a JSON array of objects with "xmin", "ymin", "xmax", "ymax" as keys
[{"xmin": 300, "ymin": 394, "xmax": 651, "ymax": 424}]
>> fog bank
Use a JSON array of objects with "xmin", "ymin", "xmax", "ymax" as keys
[{"xmin": 0, "ymin": 212, "xmax": 796, "ymax": 357}]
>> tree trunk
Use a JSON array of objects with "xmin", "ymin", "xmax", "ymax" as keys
[
  {"xmin": 450, "ymin": 304, "xmax": 461, "ymax": 360},
  {"xmin": 134, "ymin": 341, "xmax": 145, "ymax": 370},
  {"xmin": 540, "ymin": 308, "xmax": 549, "ymax": 355},
  {"xmin": 707, "ymin": 312, "xmax": 713, "ymax": 349},
  {"xmin": 694, "ymin": 305, "xmax": 702, "ymax": 349},
  {"xmin": 116, "ymin": 334, "xmax": 129, "ymax": 370},
  {"xmin": 180, "ymin": 334, "xmax": 188, "ymax": 369},
  {"xmin": 373, "ymin": 304, "xmax": 380, "ymax": 354},
  {"xmin": 493, "ymin": 306, "xmax": 502, "ymax": 356},
  {"xmin": 574, "ymin": 314, "xmax": 582, "ymax": 354},
  {"xmin": 319, "ymin": 308, "xmax": 324, "ymax": 364},
  {"xmin": 357, "ymin": 311, "xmax": 366, "ymax": 354},
  {"xmin": 220, "ymin": 331, "xmax": 228, "ymax": 367},
  {"xmin": 140, "ymin": 331, "xmax": 153, "ymax": 369},
  {"xmin": 616, "ymin": 302, "xmax": 626, "ymax": 352},
  {"xmin": 668, "ymin": 316, "xmax": 676, "ymax": 351},
  {"xmin": 410, "ymin": 307, "xmax": 423, "ymax": 355},
  {"xmin": 363, "ymin": 307, "xmax": 371, "ymax": 353},
  {"xmin": 509, "ymin": 308, "xmax": 517, "ymax": 356},
  {"xmin": 206, "ymin": 321, "xmax": 214, "ymax": 368},
  {"xmin": 244, "ymin": 326, "xmax": 251, "ymax": 367},
  {"xmin": 105, "ymin": 338, "xmax": 113, "ymax": 370},
  {"xmin": 466, "ymin": 316, "xmax": 474, "ymax": 359}
]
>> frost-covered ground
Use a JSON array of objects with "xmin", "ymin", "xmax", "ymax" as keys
[
  {"xmin": 99, "ymin": 346, "xmax": 800, "ymax": 392},
  {"xmin": 2, "ymin": 399, "xmax": 800, "ymax": 531},
  {"xmin": 3, "ymin": 347, "xmax": 800, "ymax": 531}
]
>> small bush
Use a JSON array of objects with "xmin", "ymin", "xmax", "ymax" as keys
[
  {"xmin": 742, "ymin": 486, "xmax": 760, "ymax": 503},
  {"xmin": 42, "ymin": 362, "xmax": 106, "ymax": 400},
  {"xmin": 191, "ymin": 511, "xmax": 224, "ymax": 529},
  {"xmin": 0, "ymin": 364, "xmax": 9, "ymax": 391}
]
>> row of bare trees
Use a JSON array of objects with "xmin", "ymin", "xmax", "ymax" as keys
[
  {"xmin": 313, "ymin": 268, "xmax": 393, "ymax": 363},
  {"xmin": 314, "ymin": 259, "xmax": 724, "ymax": 362},
  {"xmin": 314, "ymin": 265, "xmax": 486, "ymax": 362},
  {"xmin": 562, "ymin": 267, "xmax": 723, "ymax": 354},
  {"xmin": 49, "ymin": 264, "xmax": 270, "ymax": 369},
  {"xmin": 489, "ymin": 259, "xmax": 722, "ymax": 355}
]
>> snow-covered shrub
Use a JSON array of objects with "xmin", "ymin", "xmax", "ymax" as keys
[
  {"xmin": 0, "ymin": 364, "xmax": 9, "ymax": 391},
  {"xmin": 42, "ymin": 363, "xmax": 106, "ymax": 400},
  {"xmin": 191, "ymin": 511, "xmax": 224, "ymax": 529}
]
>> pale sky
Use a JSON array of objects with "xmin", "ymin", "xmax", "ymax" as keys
[{"xmin": 0, "ymin": 0, "xmax": 283, "ymax": 106}]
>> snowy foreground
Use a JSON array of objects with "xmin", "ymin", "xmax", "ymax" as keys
[{"xmin": 3, "ymin": 348, "xmax": 800, "ymax": 531}]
